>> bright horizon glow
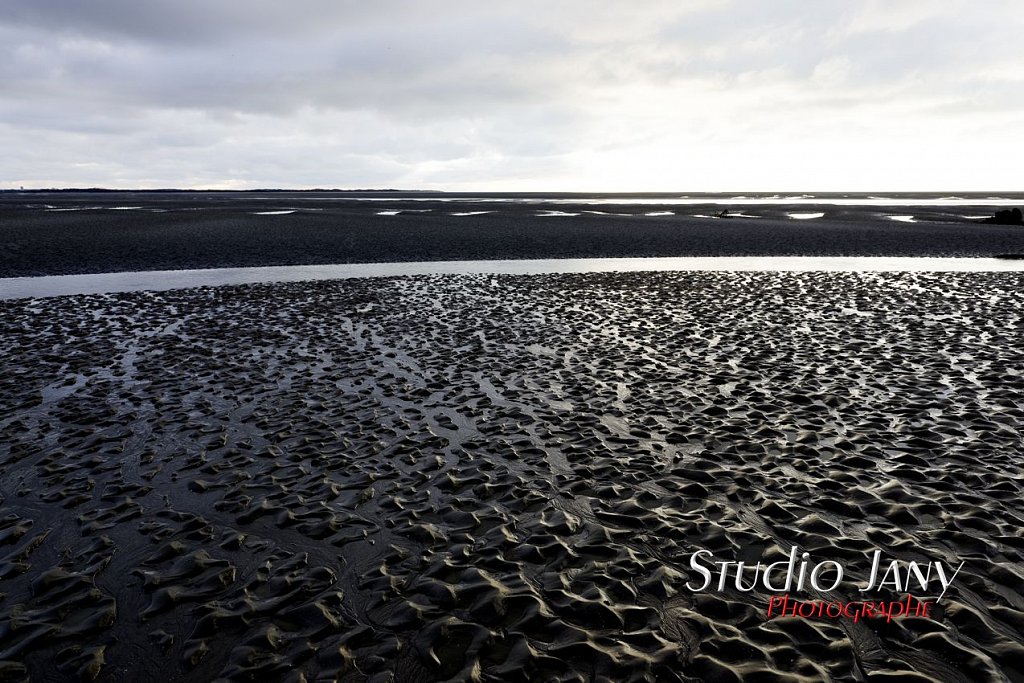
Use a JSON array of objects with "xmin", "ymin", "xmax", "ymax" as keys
[{"xmin": 2, "ymin": 2, "xmax": 1023, "ymax": 191}]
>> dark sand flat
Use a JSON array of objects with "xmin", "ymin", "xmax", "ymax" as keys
[
  {"xmin": 1, "ymin": 272, "xmax": 1022, "ymax": 681},
  {"xmin": 3, "ymin": 192, "xmax": 1024, "ymax": 276}
]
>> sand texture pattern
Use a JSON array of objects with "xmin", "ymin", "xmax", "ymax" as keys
[{"xmin": 1, "ymin": 272, "xmax": 1023, "ymax": 682}]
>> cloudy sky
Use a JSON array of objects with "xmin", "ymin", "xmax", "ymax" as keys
[{"xmin": 3, "ymin": 1, "xmax": 1023, "ymax": 191}]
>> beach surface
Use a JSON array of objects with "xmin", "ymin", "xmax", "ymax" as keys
[
  {"xmin": 3, "ymin": 191, "xmax": 1024, "ymax": 277},
  {"xmin": 1, "ymin": 271, "xmax": 1022, "ymax": 681}
]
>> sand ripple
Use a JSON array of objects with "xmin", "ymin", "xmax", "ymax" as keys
[{"xmin": 1, "ymin": 272, "xmax": 1023, "ymax": 681}]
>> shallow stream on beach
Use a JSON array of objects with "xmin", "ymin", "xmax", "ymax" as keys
[{"xmin": 3, "ymin": 256, "xmax": 1024, "ymax": 299}]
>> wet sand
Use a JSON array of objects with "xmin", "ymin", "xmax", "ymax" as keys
[
  {"xmin": 1, "ymin": 271, "xmax": 1022, "ymax": 681},
  {"xmin": 3, "ymin": 192, "xmax": 1024, "ymax": 276}
]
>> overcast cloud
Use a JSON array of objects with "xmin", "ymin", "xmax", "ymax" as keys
[{"xmin": 2, "ymin": 1, "xmax": 1023, "ymax": 190}]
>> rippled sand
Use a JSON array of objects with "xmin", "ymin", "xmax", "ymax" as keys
[{"xmin": 1, "ymin": 272, "xmax": 1022, "ymax": 681}]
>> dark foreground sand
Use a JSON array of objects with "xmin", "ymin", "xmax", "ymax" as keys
[{"xmin": 1, "ymin": 272, "xmax": 1023, "ymax": 682}]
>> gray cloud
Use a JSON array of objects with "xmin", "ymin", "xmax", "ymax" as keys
[{"xmin": 2, "ymin": 1, "xmax": 1023, "ymax": 190}]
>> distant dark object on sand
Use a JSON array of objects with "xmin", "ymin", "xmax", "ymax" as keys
[
  {"xmin": 994, "ymin": 253, "xmax": 1024, "ymax": 260},
  {"xmin": 983, "ymin": 208, "xmax": 1024, "ymax": 225}
]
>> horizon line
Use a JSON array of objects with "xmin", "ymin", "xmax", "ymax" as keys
[{"xmin": 3, "ymin": 188, "xmax": 1024, "ymax": 195}]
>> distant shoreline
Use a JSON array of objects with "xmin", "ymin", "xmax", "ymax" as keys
[
  {"xmin": 3, "ymin": 188, "xmax": 1024, "ymax": 198},
  {"xmin": 2, "ymin": 191, "xmax": 1023, "ymax": 278}
]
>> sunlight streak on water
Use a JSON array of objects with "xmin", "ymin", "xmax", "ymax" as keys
[{"xmin": 3, "ymin": 257, "xmax": 1024, "ymax": 300}]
